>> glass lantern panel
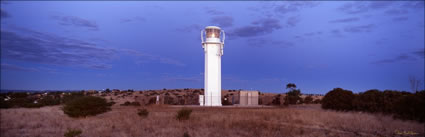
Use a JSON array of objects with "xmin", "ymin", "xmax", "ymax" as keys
[{"xmin": 206, "ymin": 29, "xmax": 220, "ymax": 38}]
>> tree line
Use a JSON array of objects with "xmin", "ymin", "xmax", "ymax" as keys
[{"xmin": 321, "ymin": 88, "xmax": 425, "ymax": 122}]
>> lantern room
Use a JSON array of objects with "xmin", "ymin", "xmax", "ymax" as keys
[
  {"xmin": 202, "ymin": 26, "xmax": 224, "ymax": 43},
  {"xmin": 206, "ymin": 26, "xmax": 221, "ymax": 38}
]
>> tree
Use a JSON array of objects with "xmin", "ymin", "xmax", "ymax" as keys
[
  {"xmin": 286, "ymin": 83, "xmax": 297, "ymax": 90},
  {"xmin": 284, "ymin": 89, "xmax": 301, "ymax": 105}
]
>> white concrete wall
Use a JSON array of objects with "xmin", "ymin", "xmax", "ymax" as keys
[{"xmin": 204, "ymin": 39, "xmax": 222, "ymax": 106}]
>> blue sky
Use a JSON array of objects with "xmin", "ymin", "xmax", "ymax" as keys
[{"xmin": 1, "ymin": 1, "xmax": 424, "ymax": 93}]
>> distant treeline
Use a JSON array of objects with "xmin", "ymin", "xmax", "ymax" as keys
[
  {"xmin": 0, "ymin": 91, "xmax": 87, "ymax": 108},
  {"xmin": 321, "ymin": 88, "xmax": 425, "ymax": 122}
]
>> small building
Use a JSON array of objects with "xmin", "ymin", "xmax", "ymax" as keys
[{"xmin": 239, "ymin": 90, "xmax": 259, "ymax": 106}]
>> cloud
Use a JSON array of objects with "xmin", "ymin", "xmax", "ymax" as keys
[
  {"xmin": 162, "ymin": 76, "xmax": 201, "ymax": 82},
  {"xmin": 274, "ymin": 4, "xmax": 299, "ymax": 14},
  {"xmin": 176, "ymin": 24, "xmax": 202, "ymax": 32},
  {"xmin": 160, "ymin": 73, "xmax": 201, "ymax": 82},
  {"xmin": 303, "ymin": 31, "xmax": 323, "ymax": 37},
  {"xmin": 329, "ymin": 17, "xmax": 359, "ymax": 23},
  {"xmin": 210, "ymin": 16, "xmax": 234, "ymax": 28},
  {"xmin": 51, "ymin": 15, "xmax": 99, "ymax": 31},
  {"xmin": 339, "ymin": 1, "xmax": 393, "ymax": 14},
  {"xmin": 246, "ymin": 38, "xmax": 294, "ymax": 48},
  {"xmin": 329, "ymin": 29, "xmax": 345, "ymax": 38},
  {"xmin": 274, "ymin": 2, "xmax": 319, "ymax": 15},
  {"xmin": 230, "ymin": 18, "xmax": 281, "ymax": 37},
  {"xmin": 371, "ymin": 54, "xmax": 417, "ymax": 64},
  {"xmin": 1, "ymin": 28, "xmax": 116, "ymax": 69},
  {"xmin": 1, "ymin": 63, "xmax": 58, "ymax": 73},
  {"xmin": 344, "ymin": 24, "xmax": 376, "ymax": 33},
  {"xmin": 120, "ymin": 16, "xmax": 146, "ymax": 23},
  {"xmin": 330, "ymin": 29, "xmax": 340, "ymax": 34},
  {"xmin": 368, "ymin": 1, "xmax": 393, "ymax": 9},
  {"xmin": 393, "ymin": 17, "xmax": 408, "ymax": 22},
  {"xmin": 402, "ymin": 1, "xmax": 424, "ymax": 9},
  {"xmin": 412, "ymin": 49, "xmax": 424, "ymax": 59},
  {"xmin": 286, "ymin": 16, "xmax": 300, "ymax": 27},
  {"xmin": 1, "ymin": 63, "xmax": 38, "ymax": 72},
  {"xmin": 1, "ymin": 27, "xmax": 186, "ymax": 69},
  {"xmin": 121, "ymin": 49, "xmax": 185, "ymax": 67},
  {"xmin": 205, "ymin": 7, "xmax": 225, "ymax": 15},
  {"xmin": 385, "ymin": 9, "xmax": 408, "ymax": 15},
  {"xmin": 1, "ymin": 9, "xmax": 10, "ymax": 19}
]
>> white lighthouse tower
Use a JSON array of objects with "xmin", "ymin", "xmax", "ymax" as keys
[{"xmin": 201, "ymin": 26, "xmax": 225, "ymax": 106}]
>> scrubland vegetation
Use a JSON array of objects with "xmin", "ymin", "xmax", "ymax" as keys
[
  {"xmin": 1, "ymin": 105, "xmax": 423, "ymax": 137},
  {"xmin": 0, "ymin": 87, "xmax": 424, "ymax": 137}
]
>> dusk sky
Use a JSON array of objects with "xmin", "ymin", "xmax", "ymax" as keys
[{"xmin": 1, "ymin": 1, "xmax": 424, "ymax": 93}]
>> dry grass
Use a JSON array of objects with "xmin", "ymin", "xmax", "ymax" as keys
[{"xmin": 1, "ymin": 104, "xmax": 423, "ymax": 137}]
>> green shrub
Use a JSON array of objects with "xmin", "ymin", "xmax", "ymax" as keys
[
  {"xmin": 7, "ymin": 97, "xmax": 37, "ymax": 108},
  {"xmin": 393, "ymin": 91, "xmax": 425, "ymax": 122},
  {"xmin": 39, "ymin": 96, "xmax": 61, "ymax": 106},
  {"xmin": 63, "ymin": 96, "xmax": 111, "ymax": 117},
  {"xmin": 222, "ymin": 96, "xmax": 232, "ymax": 105},
  {"xmin": 137, "ymin": 108, "xmax": 149, "ymax": 118},
  {"xmin": 271, "ymin": 94, "xmax": 281, "ymax": 105},
  {"xmin": 176, "ymin": 108, "xmax": 192, "ymax": 121},
  {"xmin": 9, "ymin": 92, "xmax": 29, "ymax": 98},
  {"xmin": 322, "ymin": 88, "xmax": 425, "ymax": 123},
  {"xmin": 313, "ymin": 99, "xmax": 321, "ymax": 104},
  {"xmin": 62, "ymin": 92, "xmax": 85, "ymax": 104},
  {"xmin": 352, "ymin": 89, "xmax": 384, "ymax": 112},
  {"xmin": 64, "ymin": 129, "xmax": 82, "ymax": 137},
  {"xmin": 304, "ymin": 96, "xmax": 313, "ymax": 104},
  {"xmin": 120, "ymin": 101, "xmax": 141, "ymax": 106},
  {"xmin": 321, "ymin": 88, "xmax": 355, "ymax": 111}
]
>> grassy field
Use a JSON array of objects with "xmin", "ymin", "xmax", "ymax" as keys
[{"xmin": 1, "ymin": 104, "xmax": 423, "ymax": 137}]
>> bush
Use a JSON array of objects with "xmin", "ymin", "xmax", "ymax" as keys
[
  {"xmin": 271, "ymin": 94, "xmax": 281, "ymax": 105},
  {"xmin": 62, "ymin": 92, "xmax": 85, "ymax": 104},
  {"xmin": 2, "ymin": 96, "xmax": 39, "ymax": 108},
  {"xmin": 64, "ymin": 129, "xmax": 82, "ymax": 137},
  {"xmin": 222, "ymin": 96, "xmax": 232, "ymax": 105},
  {"xmin": 121, "ymin": 101, "xmax": 141, "ymax": 106},
  {"xmin": 176, "ymin": 108, "xmax": 192, "ymax": 121},
  {"xmin": 313, "ymin": 99, "xmax": 321, "ymax": 104},
  {"xmin": 39, "ymin": 96, "xmax": 61, "ymax": 106},
  {"xmin": 322, "ymin": 88, "xmax": 425, "ymax": 123},
  {"xmin": 393, "ymin": 91, "xmax": 425, "ymax": 122},
  {"xmin": 137, "ymin": 108, "xmax": 149, "ymax": 118},
  {"xmin": 304, "ymin": 96, "xmax": 313, "ymax": 104},
  {"xmin": 352, "ymin": 89, "xmax": 384, "ymax": 112},
  {"xmin": 63, "ymin": 96, "xmax": 111, "ymax": 117},
  {"xmin": 321, "ymin": 88, "xmax": 355, "ymax": 111}
]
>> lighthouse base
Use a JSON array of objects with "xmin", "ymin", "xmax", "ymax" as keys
[{"xmin": 202, "ymin": 95, "xmax": 222, "ymax": 106}]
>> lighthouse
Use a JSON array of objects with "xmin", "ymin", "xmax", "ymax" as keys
[{"xmin": 201, "ymin": 26, "xmax": 225, "ymax": 106}]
